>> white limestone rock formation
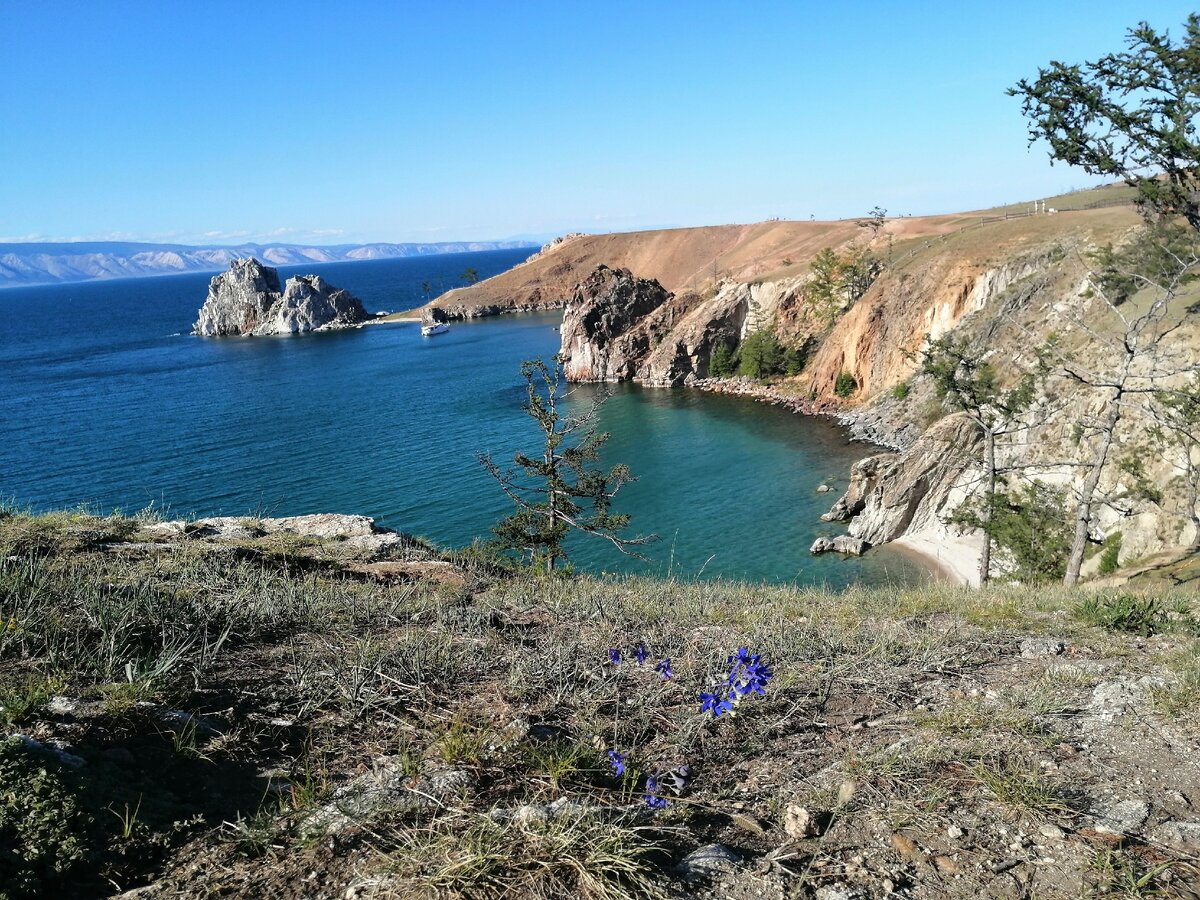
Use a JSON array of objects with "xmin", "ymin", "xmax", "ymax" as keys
[{"xmin": 193, "ymin": 258, "xmax": 368, "ymax": 336}]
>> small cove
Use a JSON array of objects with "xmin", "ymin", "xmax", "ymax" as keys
[{"xmin": 0, "ymin": 250, "xmax": 926, "ymax": 586}]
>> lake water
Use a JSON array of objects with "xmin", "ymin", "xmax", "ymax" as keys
[{"xmin": 0, "ymin": 249, "xmax": 925, "ymax": 586}]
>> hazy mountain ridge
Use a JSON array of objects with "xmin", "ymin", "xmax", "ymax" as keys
[{"xmin": 0, "ymin": 239, "xmax": 537, "ymax": 287}]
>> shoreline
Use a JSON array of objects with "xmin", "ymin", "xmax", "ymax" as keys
[
  {"xmin": 693, "ymin": 378, "xmax": 982, "ymax": 587},
  {"xmin": 890, "ymin": 533, "xmax": 982, "ymax": 587}
]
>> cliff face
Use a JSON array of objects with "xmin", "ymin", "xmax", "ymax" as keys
[
  {"xmin": 194, "ymin": 259, "xmax": 368, "ymax": 336},
  {"xmin": 821, "ymin": 413, "xmax": 982, "ymax": 545}
]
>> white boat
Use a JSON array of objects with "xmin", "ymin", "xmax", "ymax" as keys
[{"xmin": 421, "ymin": 322, "xmax": 449, "ymax": 336}]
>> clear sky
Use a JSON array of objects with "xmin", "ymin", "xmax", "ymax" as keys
[{"xmin": 1, "ymin": 1, "xmax": 1195, "ymax": 245}]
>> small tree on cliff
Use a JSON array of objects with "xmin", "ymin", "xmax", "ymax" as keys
[
  {"xmin": 480, "ymin": 355, "xmax": 654, "ymax": 573},
  {"xmin": 1009, "ymin": 14, "xmax": 1200, "ymax": 230},
  {"xmin": 921, "ymin": 336, "xmax": 1038, "ymax": 584}
]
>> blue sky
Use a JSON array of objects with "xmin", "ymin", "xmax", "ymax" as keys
[{"xmin": 1, "ymin": 1, "xmax": 1194, "ymax": 245}]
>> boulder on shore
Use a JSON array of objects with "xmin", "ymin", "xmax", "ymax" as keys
[
  {"xmin": 810, "ymin": 535, "xmax": 870, "ymax": 556},
  {"xmin": 194, "ymin": 258, "xmax": 368, "ymax": 336}
]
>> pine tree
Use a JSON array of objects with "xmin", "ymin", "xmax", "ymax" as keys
[
  {"xmin": 480, "ymin": 356, "xmax": 653, "ymax": 572},
  {"xmin": 709, "ymin": 341, "xmax": 737, "ymax": 377}
]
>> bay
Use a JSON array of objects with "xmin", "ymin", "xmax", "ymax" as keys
[{"xmin": 0, "ymin": 248, "xmax": 925, "ymax": 586}]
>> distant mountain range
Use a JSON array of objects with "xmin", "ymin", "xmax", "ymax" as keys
[{"xmin": 0, "ymin": 240, "xmax": 539, "ymax": 288}]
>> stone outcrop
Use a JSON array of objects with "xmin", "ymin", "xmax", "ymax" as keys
[
  {"xmin": 560, "ymin": 265, "xmax": 672, "ymax": 382},
  {"xmin": 193, "ymin": 258, "xmax": 368, "ymax": 336},
  {"xmin": 559, "ymin": 265, "xmax": 747, "ymax": 385},
  {"xmin": 146, "ymin": 513, "xmax": 414, "ymax": 559},
  {"xmin": 821, "ymin": 413, "xmax": 981, "ymax": 546},
  {"xmin": 810, "ymin": 535, "xmax": 869, "ymax": 556}
]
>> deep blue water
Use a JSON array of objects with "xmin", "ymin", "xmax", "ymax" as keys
[{"xmin": 0, "ymin": 249, "xmax": 924, "ymax": 586}]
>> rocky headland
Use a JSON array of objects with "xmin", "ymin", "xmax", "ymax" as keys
[{"xmin": 193, "ymin": 258, "xmax": 369, "ymax": 337}]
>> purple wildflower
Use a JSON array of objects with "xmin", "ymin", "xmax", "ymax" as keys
[
  {"xmin": 606, "ymin": 749, "xmax": 627, "ymax": 776},
  {"xmin": 700, "ymin": 691, "xmax": 734, "ymax": 717},
  {"xmin": 634, "ymin": 642, "xmax": 649, "ymax": 665},
  {"xmin": 654, "ymin": 657, "xmax": 673, "ymax": 680},
  {"xmin": 608, "ymin": 648, "xmax": 621, "ymax": 665},
  {"xmin": 644, "ymin": 775, "xmax": 669, "ymax": 809}
]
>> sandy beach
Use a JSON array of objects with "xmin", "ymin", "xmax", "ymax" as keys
[{"xmin": 891, "ymin": 532, "xmax": 983, "ymax": 587}]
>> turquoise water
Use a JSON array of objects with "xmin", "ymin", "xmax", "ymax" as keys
[{"xmin": 0, "ymin": 250, "xmax": 924, "ymax": 586}]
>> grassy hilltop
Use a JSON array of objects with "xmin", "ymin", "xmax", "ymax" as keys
[{"xmin": 2, "ymin": 509, "xmax": 1199, "ymax": 899}]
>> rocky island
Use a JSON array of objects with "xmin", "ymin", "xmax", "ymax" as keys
[{"xmin": 193, "ymin": 258, "xmax": 369, "ymax": 336}]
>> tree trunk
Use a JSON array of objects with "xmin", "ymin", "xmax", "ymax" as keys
[
  {"xmin": 1064, "ymin": 388, "xmax": 1123, "ymax": 586},
  {"xmin": 979, "ymin": 428, "xmax": 995, "ymax": 585}
]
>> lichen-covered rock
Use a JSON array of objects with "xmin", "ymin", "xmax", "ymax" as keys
[{"xmin": 193, "ymin": 258, "xmax": 367, "ymax": 336}]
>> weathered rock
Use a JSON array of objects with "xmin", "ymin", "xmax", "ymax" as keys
[
  {"xmin": 675, "ymin": 843, "xmax": 741, "ymax": 880},
  {"xmin": 810, "ymin": 535, "xmax": 870, "ymax": 556},
  {"xmin": 149, "ymin": 513, "xmax": 408, "ymax": 549},
  {"xmin": 1020, "ymin": 638, "xmax": 1068, "ymax": 658},
  {"xmin": 1151, "ymin": 819, "xmax": 1200, "ymax": 850},
  {"xmin": 784, "ymin": 804, "xmax": 821, "ymax": 839},
  {"xmin": 558, "ymin": 265, "xmax": 748, "ymax": 385},
  {"xmin": 822, "ymin": 413, "xmax": 981, "ymax": 546},
  {"xmin": 6, "ymin": 734, "xmax": 86, "ymax": 769},
  {"xmin": 815, "ymin": 884, "xmax": 867, "ymax": 900},
  {"xmin": 301, "ymin": 762, "xmax": 473, "ymax": 837},
  {"xmin": 1087, "ymin": 676, "xmax": 1166, "ymax": 722},
  {"xmin": 194, "ymin": 258, "xmax": 368, "ymax": 336},
  {"xmin": 1093, "ymin": 798, "xmax": 1150, "ymax": 835}
]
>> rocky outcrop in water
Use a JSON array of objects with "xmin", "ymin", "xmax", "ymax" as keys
[
  {"xmin": 559, "ymin": 265, "xmax": 747, "ymax": 385},
  {"xmin": 193, "ymin": 258, "xmax": 368, "ymax": 336},
  {"xmin": 820, "ymin": 413, "xmax": 981, "ymax": 546}
]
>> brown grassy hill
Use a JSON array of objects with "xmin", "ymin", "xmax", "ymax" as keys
[
  {"xmin": 398, "ymin": 184, "xmax": 1143, "ymax": 322},
  {"xmin": 400, "ymin": 217, "xmax": 970, "ymax": 320}
]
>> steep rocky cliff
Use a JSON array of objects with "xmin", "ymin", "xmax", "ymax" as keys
[{"xmin": 194, "ymin": 258, "xmax": 368, "ymax": 336}]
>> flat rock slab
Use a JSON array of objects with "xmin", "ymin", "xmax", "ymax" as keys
[{"xmin": 1093, "ymin": 798, "xmax": 1150, "ymax": 835}]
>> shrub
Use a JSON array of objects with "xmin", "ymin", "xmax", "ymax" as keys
[
  {"xmin": 1075, "ymin": 594, "xmax": 1167, "ymax": 636},
  {"xmin": 891, "ymin": 381, "xmax": 910, "ymax": 400},
  {"xmin": 1098, "ymin": 532, "xmax": 1123, "ymax": 575},
  {"xmin": 834, "ymin": 372, "xmax": 857, "ymax": 397},
  {"xmin": 0, "ymin": 739, "xmax": 91, "ymax": 898}
]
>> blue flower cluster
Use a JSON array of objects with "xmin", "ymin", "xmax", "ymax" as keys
[
  {"xmin": 606, "ymin": 643, "xmax": 672, "ymax": 680},
  {"xmin": 699, "ymin": 647, "xmax": 774, "ymax": 718},
  {"xmin": 606, "ymin": 749, "xmax": 626, "ymax": 776},
  {"xmin": 644, "ymin": 776, "xmax": 669, "ymax": 809},
  {"xmin": 604, "ymin": 747, "xmax": 673, "ymax": 810}
]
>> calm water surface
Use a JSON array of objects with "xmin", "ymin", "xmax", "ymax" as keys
[{"xmin": 0, "ymin": 250, "xmax": 924, "ymax": 586}]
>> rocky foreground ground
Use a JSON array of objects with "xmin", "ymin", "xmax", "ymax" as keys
[{"xmin": 2, "ymin": 510, "xmax": 1199, "ymax": 899}]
